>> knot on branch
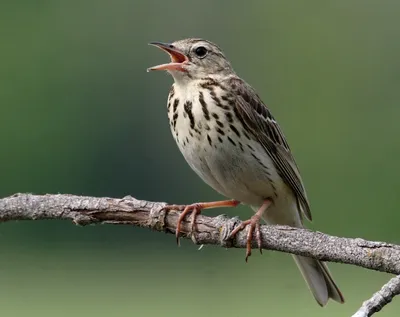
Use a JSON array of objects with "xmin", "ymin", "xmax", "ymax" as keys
[{"xmin": 217, "ymin": 215, "xmax": 241, "ymax": 248}]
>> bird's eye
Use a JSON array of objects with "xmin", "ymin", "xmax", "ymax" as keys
[{"xmin": 194, "ymin": 46, "xmax": 208, "ymax": 58}]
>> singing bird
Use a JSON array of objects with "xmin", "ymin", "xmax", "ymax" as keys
[{"xmin": 148, "ymin": 38, "xmax": 344, "ymax": 306}]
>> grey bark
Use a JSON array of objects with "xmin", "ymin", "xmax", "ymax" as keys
[
  {"xmin": 1, "ymin": 193, "xmax": 399, "ymax": 316},
  {"xmin": 352, "ymin": 275, "xmax": 400, "ymax": 317}
]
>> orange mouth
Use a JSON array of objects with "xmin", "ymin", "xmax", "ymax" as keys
[{"xmin": 147, "ymin": 42, "xmax": 188, "ymax": 72}]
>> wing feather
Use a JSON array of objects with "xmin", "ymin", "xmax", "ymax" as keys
[{"xmin": 228, "ymin": 77, "xmax": 312, "ymax": 221}]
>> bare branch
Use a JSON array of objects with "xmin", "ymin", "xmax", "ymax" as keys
[
  {"xmin": 352, "ymin": 275, "xmax": 400, "ymax": 317},
  {"xmin": 3, "ymin": 193, "xmax": 400, "ymax": 314},
  {"xmin": 1, "ymin": 193, "xmax": 400, "ymax": 275}
]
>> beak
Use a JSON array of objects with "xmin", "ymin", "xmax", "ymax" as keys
[{"xmin": 147, "ymin": 42, "xmax": 188, "ymax": 72}]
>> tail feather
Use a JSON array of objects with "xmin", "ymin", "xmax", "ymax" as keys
[
  {"xmin": 251, "ymin": 203, "xmax": 344, "ymax": 306},
  {"xmin": 293, "ymin": 255, "xmax": 345, "ymax": 306}
]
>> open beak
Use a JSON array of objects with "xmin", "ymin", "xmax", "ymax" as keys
[{"xmin": 147, "ymin": 42, "xmax": 188, "ymax": 72}]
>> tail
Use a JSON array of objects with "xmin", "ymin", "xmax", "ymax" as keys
[{"xmin": 293, "ymin": 255, "xmax": 345, "ymax": 306}]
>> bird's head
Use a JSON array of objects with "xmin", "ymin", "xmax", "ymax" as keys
[{"xmin": 148, "ymin": 38, "xmax": 234, "ymax": 83}]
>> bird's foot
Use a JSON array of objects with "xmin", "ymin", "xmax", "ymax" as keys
[
  {"xmin": 161, "ymin": 199, "xmax": 240, "ymax": 245},
  {"xmin": 228, "ymin": 199, "xmax": 272, "ymax": 262},
  {"xmin": 228, "ymin": 214, "xmax": 262, "ymax": 262}
]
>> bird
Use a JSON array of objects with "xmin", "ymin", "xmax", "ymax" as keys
[{"xmin": 147, "ymin": 38, "xmax": 344, "ymax": 306}]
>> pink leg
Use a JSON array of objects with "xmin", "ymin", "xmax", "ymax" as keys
[
  {"xmin": 162, "ymin": 199, "xmax": 240, "ymax": 244},
  {"xmin": 228, "ymin": 199, "xmax": 272, "ymax": 262}
]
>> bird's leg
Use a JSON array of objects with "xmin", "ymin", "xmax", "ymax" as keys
[
  {"xmin": 228, "ymin": 199, "xmax": 272, "ymax": 262},
  {"xmin": 162, "ymin": 199, "xmax": 240, "ymax": 244}
]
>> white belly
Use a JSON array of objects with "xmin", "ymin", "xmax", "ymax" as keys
[
  {"xmin": 170, "ymin": 87, "xmax": 282, "ymax": 206},
  {"xmin": 168, "ymin": 81, "xmax": 302, "ymax": 227}
]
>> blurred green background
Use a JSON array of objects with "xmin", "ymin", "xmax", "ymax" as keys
[{"xmin": 1, "ymin": 1, "xmax": 400, "ymax": 316}]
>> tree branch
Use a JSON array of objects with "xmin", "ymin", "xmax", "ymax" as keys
[
  {"xmin": 1, "ymin": 193, "xmax": 399, "ymax": 315},
  {"xmin": 352, "ymin": 275, "xmax": 400, "ymax": 317}
]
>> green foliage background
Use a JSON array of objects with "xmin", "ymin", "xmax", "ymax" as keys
[{"xmin": 1, "ymin": 1, "xmax": 400, "ymax": 316}]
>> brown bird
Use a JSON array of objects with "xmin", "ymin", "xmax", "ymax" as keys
[{"xmin": 148, "ymin": 38, "xmax": 344, "ymax": 306}]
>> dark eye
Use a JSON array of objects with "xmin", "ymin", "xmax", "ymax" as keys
[{"xmin": 194, "ymin": 46, "xmax": 208, "ymax": 58}]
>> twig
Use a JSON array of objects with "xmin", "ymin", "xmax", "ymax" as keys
[
  {"xmin": 352, "ymin": 275, "xmax": 400, "ymax": 317},
  {"xmin": 1, "ymin": 193, "xmax": 400, "ymax": 315}
]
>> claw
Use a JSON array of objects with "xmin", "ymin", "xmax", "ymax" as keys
[
  {"xmin": 162, "ymin": 199, "xmax": 240, "ymax": 246},
  {"xmin": 228, "ymin": 199, "xmax": 272, "ymax": 262},
  {"xmin": 255, "ymin": 222, "xmax": 262, "ymax": 255},
  {"xmin": 175, "ymin": 204, "xmax": 201, "ymax": 245},
  {"xmin": 190, "ymin": 207, "xmax": 201, "ymax": 232}
]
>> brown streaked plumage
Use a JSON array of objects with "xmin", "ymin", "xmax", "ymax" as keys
[{"xmin": 148, "ymin": 38, "xmax": 344, "ymax": 306}]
